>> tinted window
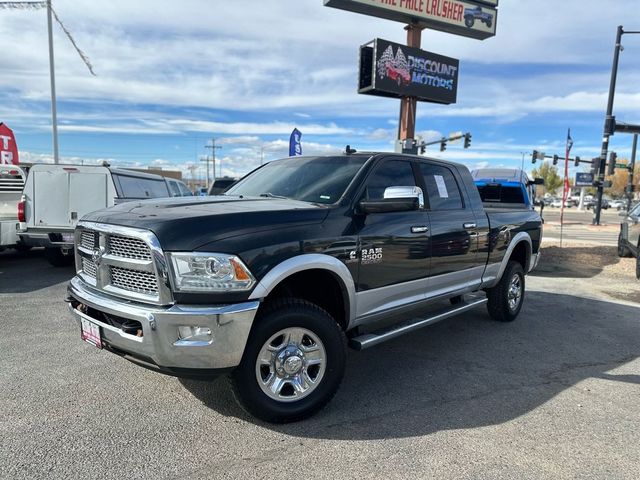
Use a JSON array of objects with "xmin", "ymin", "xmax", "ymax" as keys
[
  {"xmin": 420, "ymin": 163, "xmax": 463, "ymax": 210},
  {"xmin": 363, "ymin": 160, "xmax": 416, "ymax": 200},
  {"xmin": 114, "ymin": 174, "xmax": 170, "ymax": 199}
]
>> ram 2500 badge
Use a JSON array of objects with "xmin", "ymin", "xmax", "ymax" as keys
[{"xmin": 66, "ymin": 153, "xmax": 542, "ymax": 423}]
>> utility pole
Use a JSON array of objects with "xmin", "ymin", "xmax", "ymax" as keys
[
  {"xmin": 47, "ymin": 0, "xmax": 59, "ymax": 164},
  {"xmin": 205, "ymin": 138, "xmax": 222, "ymax": 182}
]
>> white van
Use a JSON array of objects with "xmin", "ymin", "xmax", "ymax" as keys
[
  {"xmin": 0, "ymin": 164, "xmax": 28, "ymax": 251},
  {"xmin": 19, "ymin": 165, "xmax": 181, "ymax": 266}
]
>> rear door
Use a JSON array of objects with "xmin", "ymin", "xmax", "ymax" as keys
[{"xmin": 417, "ymin": 161, "xmax": 483, "ymax": 290}]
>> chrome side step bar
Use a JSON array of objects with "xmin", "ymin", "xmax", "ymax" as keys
[{"xmin": 349, "ymin": 297, "xmax": 488, "ymax": 351}]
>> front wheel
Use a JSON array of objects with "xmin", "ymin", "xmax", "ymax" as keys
[
  {"xmin": 486, "ymin": 261, "xmax": 525, "ymax": 322},
  {"xmin": 465, "ymin": 16, "xmax": 475, "ymax": 28},
  {"xmin": 44, "ymin": 247, "xmax": 74, "ymax": 267},
  {"xmin": 230, "ymin": 298, "xmax": 346, "ymax": 423}
]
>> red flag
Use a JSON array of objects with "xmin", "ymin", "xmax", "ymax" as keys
[
  {"xmin": 0, "ymin": 123, "xmax": 19, "ymax": 165},
  {"xmin": 560, "ymin": 129, "xmax": 573, "ymax": 242}
]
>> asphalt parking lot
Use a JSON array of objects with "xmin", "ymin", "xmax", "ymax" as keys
[{"xmin": 1, "ymin": 248, "xmax": 639, "ymax": 480}]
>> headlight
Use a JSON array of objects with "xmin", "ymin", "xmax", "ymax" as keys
[{"xmin": 168, "ymin": 252, "xmax": 255, "ymax": 292}]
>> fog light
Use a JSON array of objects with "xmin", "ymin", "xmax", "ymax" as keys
[{"xmin": 174, "ymin": 326, "xmax": 213, "ymax": 347}]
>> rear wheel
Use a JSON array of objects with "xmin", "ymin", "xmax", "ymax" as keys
[
  {"xmin": 486, "ymin": 261, "xmax": 525, "ymax": 322},
  {"xmin": 44, "ymin": 247, "xmax": 74, "ymax": 267},
  {"xmin": 618, "ymin": 233, "xmax": 632, "ymax": 258},
  {"xmin": 230, "ymin": 298, "xmax": 346, "ymax": 423}
]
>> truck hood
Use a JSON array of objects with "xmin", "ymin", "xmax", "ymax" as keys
[{"xmin": 81, "ymin": 196, "xmax": 330, "ymax": 251}]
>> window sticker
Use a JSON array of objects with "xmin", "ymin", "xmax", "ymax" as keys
[{"xmin": 434, "ymin": 175, "xmax": 449, "ymax": 198}]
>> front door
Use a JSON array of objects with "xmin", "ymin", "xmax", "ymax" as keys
[{"xmin": 353, "ymin": 158, "xmax": 430, "ymax": 318}]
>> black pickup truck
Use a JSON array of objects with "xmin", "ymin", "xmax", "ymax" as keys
[{"xmin": 66, "ymin": 153, "xmax": 542, "ymax": 422}]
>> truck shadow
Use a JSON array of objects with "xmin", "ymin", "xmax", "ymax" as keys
[
  {"xmin": 531, "ymin": 245, "xmax": 621, "ymax": 279},
  {"xmin": 180, "ymin": 291, "xmax": 640, "ymax": 439},
  {"xmin": 0, "ymin": 248, "xmax": 74, "ymax": 293}
]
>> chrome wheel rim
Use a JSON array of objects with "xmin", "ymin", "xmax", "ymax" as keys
[
  {"xmin": 255, "ymin": 327, "xmax": 326, "ymax": 403},
  {"xmin": 507, "ymin": 274, "xmax": 522, "ymax": 311}
]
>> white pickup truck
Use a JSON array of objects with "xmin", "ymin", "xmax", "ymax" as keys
[
  {"xmin": 0, "ymin": 164, "xmax": 28, "ymax": 251},
  {"xmin": 19, "ymin": 165, "xmax": 187, "ymax": 266}
]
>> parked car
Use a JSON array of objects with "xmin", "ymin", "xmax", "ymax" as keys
[
  {"xmin": 19, "ymin": 165, "xmax": 175, "ymax": 266},
  {"xmin": 609, "ymin": 199, "xmax": 626, "ymax": 210},
  {"xmin": 0, "ymin": 164, "xmax": 30, "ymax": 251},
  {"xmin": 66, "ymin": 152, "xmax": 542, "ymax": 422},
  {"xmin": 585, "ymin": 198, "xmax": 609, "ymax": 210},
  {"xmin": 165, "ymin": 177, "xmax": 193, "ymax": 197},
  {"xmin": 618, "ymin": 202, "xmax": 640, "ymax": 279},
  {"xmin": 208, "ymin": 177, "xmax": 238, "ymax": 196},
  {"xmin": 464, "ymin": 6, "xmax": 493, "ymax": 28},
  {"xmin": 550, "ymin": 199, "xmax": 572, "ymax": 208}
]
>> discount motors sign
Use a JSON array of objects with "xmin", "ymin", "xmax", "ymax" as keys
[
  {"xmin": 0, "ymin": 123, "xmax": 19, "ymax": 165},
  {"xmin": 359, "ymin": 38, "xmax": 459, "ymax": 104},
  {"xmin": 325, "ymin": 0, "xmax": 498, "ymax": 40}
]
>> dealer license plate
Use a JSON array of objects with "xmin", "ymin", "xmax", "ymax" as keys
[{"xmin": 81, "ymin": 318, "xmax": 102, "ymax": 349}]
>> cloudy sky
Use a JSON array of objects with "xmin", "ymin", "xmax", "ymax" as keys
[{"xmin": 1, "ymin": 0, "xmax": 639, "ymax": 181}]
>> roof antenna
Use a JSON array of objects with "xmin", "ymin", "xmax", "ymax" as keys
[{"xmin": 345, "ymin": 145, "xmax": 357, "ymax": 155}]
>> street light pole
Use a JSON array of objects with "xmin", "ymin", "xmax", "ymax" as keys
[{"xmin": 46, "ymin": 0, "xmax": 59, "ymax": 164}]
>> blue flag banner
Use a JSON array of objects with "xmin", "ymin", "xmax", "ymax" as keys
[{"xmin": 289, "ymin": 128, "xmax": 302, "ymax": 157}]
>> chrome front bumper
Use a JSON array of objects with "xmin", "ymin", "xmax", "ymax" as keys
[{"xmin": 66, "ymin": 276, "xmax": 260, "ymax": 372}]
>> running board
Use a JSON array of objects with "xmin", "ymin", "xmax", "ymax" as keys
[{"xmin": 349, "ymin": 297, "xmax": 488, "ymax": 351}]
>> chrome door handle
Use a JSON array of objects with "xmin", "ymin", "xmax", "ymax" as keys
[
  {"xmin": 463, "ymin": 222, "xmax": 477, "ymax": 229},
  {"xmin": 411, "ymin": 226, "xmax": 429, "ymax": 234}
]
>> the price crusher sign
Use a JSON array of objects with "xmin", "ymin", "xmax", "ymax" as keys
[
  {"xmin": 0, "ymin": 123, "xmax": 19, "ymax": 165},
  {"xmin": 325, "ymin": 0, "xmax": 498, "ymax": 40}
]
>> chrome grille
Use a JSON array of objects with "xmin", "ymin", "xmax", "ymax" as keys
[
  {"xmin": 75, "ymin": 223, "xmax": 169, "ymax": 304},
  {"xmin": 80, "ymin": 231, "xmax": 96, "ymax": 250},
  {"xmin": 110, "ymin": 266, "xmax": 158, "ymax": 295},
  {"xmin": 81, "ymin": 257, "xmax": 97, "ymax": 278},
  {"xmin": 108, "ymin": 235, "xmax": 152, "ymax": 260}
]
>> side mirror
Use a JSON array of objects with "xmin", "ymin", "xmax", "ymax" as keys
[
  {"xmin": 528, "ymin": 178, "xmax": 545, "ymax": 186},
  {"xmin": 359, "ymin": 186, "xmax": 423, "ymax": 214}
]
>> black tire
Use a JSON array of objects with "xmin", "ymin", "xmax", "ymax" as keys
[
  {"xmin": 486, "ymin": 261, "xmax": 525, "ymax": 322},
  {"xmin": 44, "ymin": 247, "xmax": 74, "ymax": 267},
  {"xmin": 618, "ymin": 233, "xmax": 632, "ymax": 258},
  {"xmin": 486, "ymin": 20, "xmax": 492, "ymax": 28},
  {"xmin": 465, "ymin": 16, "xmax": 474, "ymax": 28},
  {"xmin": 230, "ymin": 298, "xmax": 347, "ymax": 423}
]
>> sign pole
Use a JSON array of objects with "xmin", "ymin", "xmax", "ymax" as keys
[
  {"xmin": 398, "ymin": 24, "xmax": 423, "ymax": 151},
  {"xmin": 47, "ymin": 0, "xmax": 60, "ymax": 164}
]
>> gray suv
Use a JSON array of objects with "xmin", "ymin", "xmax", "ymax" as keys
[{"xmin": 618, "ymin": 202, "xmax": 640, "ymax": 279}]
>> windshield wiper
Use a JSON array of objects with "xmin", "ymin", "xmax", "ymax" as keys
[{"xmin": 259, "ymin": 192, "xmax": 288, "ymax": 199}]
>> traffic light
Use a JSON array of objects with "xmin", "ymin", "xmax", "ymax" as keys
[
  {"xmin": 532, "ymin": 150, "xmax": 538, "ymax": 164},
  {"xmin": 440, "ymin": 140, "xmax": 447, "ymax": 152},
  {"xmin": 464, "ymin": 133, "xmax": 472, "ymax": 149},
  {"xmin": 552, "ymin": 154, "xmax": 559, "ymax": 165},
  {"xmin": 574, "ymin": 156, "xmax": 581, "ymax": 167},
  {"xmin": 607, "ymin": 151, "xmax": 617, "ymax": 176},
  {"xmin": 419, "ymin": 143, "xmax": 426, "ymax": 154},
  {"xmin": 590, "ymin": 157, "xmax": 600, "ymax": 176}
]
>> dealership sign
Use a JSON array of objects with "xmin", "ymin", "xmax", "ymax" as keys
[
  {"xmin": 325, "ymin": 0, "xmax": 498, "ymax": 40},
  {"xmin": 359, "ymin": 38, "xmax": 459, "ymax": 104},
  {"xmin": 575, "ymin": 172, "xmax": 594, "ymax": 187},
  {"xmin": 0, "ymin": 123, "xmax": 19, "ymax": 165}
]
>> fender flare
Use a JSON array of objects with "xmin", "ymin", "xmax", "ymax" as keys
[
  {"xmin": 248, "ymin": 254, "xmax": 357, "ymax": 325},
  {"xmin": 495, "ymin": 232, "xmax": 533, "ymax": 282}
]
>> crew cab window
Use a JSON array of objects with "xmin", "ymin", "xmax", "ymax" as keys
[
  {"xmin": 178, "ymin": 182, "xmax": 193, "ymax": 196},
  {"xmin": 167, "ymin": 180, "xmax": 181, "ymax": 197},
  {"xmin": 113, "ymin": 174, "xmax": 170, "ymax": 199},
  {"xmin": 420, "ymin": 163, "xmax": 463, "ymax": 210},
  {"xmin": 363, "ymin": 160, "xmax": 416, "ymax": 200}
]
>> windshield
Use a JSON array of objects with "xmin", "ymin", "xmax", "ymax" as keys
[{"xmin": 225, "ymin": 156, "xmax": 368, "ymax": 204}]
